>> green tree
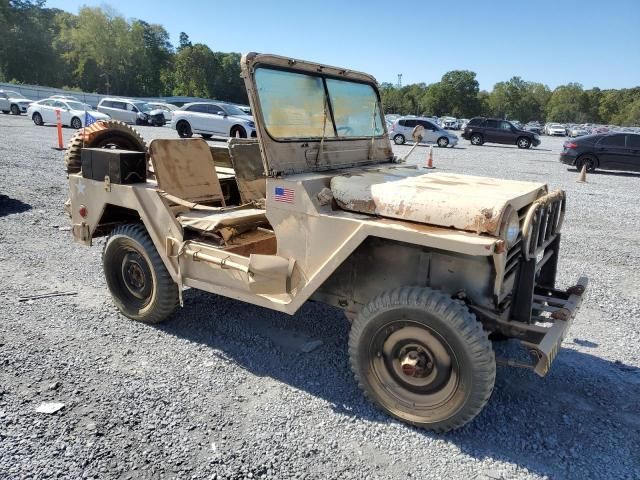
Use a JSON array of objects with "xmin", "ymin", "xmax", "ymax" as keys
[
  {"xmin": 546, "ymin": 83, "xmax": 589, "ymax": 123},
  {"xmin": 172, "ymin": 43, "xmax": 218, "ymax": 97}
]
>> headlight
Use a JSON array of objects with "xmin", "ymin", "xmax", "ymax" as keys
[
  {"xmin": 247, "ymin": 121, "xmax": 255, "ymax": 128},
  {"xmin": 502, "ymin": 209, "xmax": 520, "ymax": 248}
]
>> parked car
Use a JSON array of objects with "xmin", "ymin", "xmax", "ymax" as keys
[
  {"xmin": 546, "ymin": 123, "xmax": 566, "ymax": 136},
  {"xmin": 97, "ymin": 98, "xmax": 166, "ymax": 126},
  {"xmin": 441, "ymin": 117, "xmax": 459, "ymax": 129},
  {"xmin": 569, "ymin": 126, "xmax": 589, "ymax": 137},
  {"xmin": 462, "ymin": 117, "xmax": 540, "ymax": 149},
  {"xmin": 27, "ymin": 99, "xmax": 110, "ymax": 128},
  {"xmin": 237, "ymin": 105, "xmax": 252, "ymax": 115},
  {"xmin": 0, "ymin": 90, "xmax": 33, "ymax": 115},
  {"xmin": 171, "ymin": 102, "xmax": 257, "ymax": 139},
  {"xmin": 388, "ymin": 116, "xmax": 458, "ymax": 147},
  {"xmin": 560, "ymin": 133, "xmax": 640, "ymax": 173},
  {"xmin": 146, "ymin": 102, "xmax": 178, "ymax": 123},
  {"xmin": 459, "ymin": 118, "xmax": 470, "ymax": 130},
  {"xmin": 49, "ymin": 94, "xmax": 80, "ymax": 102},
  {"xmin": 523, "ymin": 122, "xmax": 543, "ymax": 135}
]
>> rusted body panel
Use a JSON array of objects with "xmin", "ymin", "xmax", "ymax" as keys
[{"xmin": 330, "ymin": 168, "xmax": 546, "ymax": 235}]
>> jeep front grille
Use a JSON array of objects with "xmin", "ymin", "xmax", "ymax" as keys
[{"xmin": 521, "ymin": 190, "xmax": 566, "ymax": 261}]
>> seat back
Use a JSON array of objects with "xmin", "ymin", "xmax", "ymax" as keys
[
  {"xmin": 228, "ymin": 138, "xmax": 266, "ymax": 203},
  {"xmin": 149, "ymin": 138, "xmax": 225, "ymax": 206}
]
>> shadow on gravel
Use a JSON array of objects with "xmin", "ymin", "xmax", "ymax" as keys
[
  {"xmin": 0, "ymin": 194, "xmax": 31, "ymax": 217},
  {"xmin": 158, "ymin": 290, "xmax": 640, "ymax": 479},
  {"xmin": 568, "ymin": 167, "xmax": 640, "ymax": 178}
]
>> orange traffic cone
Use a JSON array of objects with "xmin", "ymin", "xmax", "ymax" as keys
[
  {"xmin": 425, "ymin": 145, "xmax": 435, "ymax": 169},
  {"xmin": 52, "ymin": 109, "xmax": 66, "ymax": 151},
  {"xmin": 576, "ymin": 164, "xmax": 587, "ymax": 183}
]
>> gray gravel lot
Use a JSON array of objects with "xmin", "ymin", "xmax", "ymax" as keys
[{"xmin": 1, "ymin": 113, "xmax": 639, "ymax": 479}]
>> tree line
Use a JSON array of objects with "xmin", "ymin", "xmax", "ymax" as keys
[
  {"xmin": 0, "ymin": 0, "xmax": 248, "ymax": 104},
  {"xmin": 1, "ymin": 1, "xmax": 638, "ymax": 124},
  {"xmin": 381, "ymin": 73, "xmax": 640, "ymax": 126}
]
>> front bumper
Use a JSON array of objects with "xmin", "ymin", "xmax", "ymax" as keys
[
  {"xmin": 531, "ymin": 137, "xmax": 541, "ymax": 147},
  {"xmin": 523, "ymin": 276, "xmax": 588, "ymax": 376}
]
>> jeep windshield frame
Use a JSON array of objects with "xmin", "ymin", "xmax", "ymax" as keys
[{"xmin": 242, "ymin": 53, "xmax": 393, "ymax": 176}]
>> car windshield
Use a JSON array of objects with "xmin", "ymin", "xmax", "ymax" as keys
[
  {"xmin": 134, "ymin": 102, "xmax": 152, "ymax": 112},
  {"xmin": 254, "ymin": 67, "xmax": 384, "ymax": 139},
  {"xmin": 66, "ymin": 101, "xmax": 89, "ymax": 110},
  {"xmin": 222, "ymin": 104, "xmax": 247, "ymax": 116},
  {"xmin": 6, "ymin": 91, "xmax": 26, "ymax": 99}
]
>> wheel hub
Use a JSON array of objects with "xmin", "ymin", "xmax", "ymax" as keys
[
  {"xmin": 399, "ymin": 346, "xmax": 434, "ymax": 378},
  {"xmin": 121, "ymin": 252, "xmax": 150, "ymax": 299}
]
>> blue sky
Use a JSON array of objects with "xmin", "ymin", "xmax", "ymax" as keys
[{"xmin": 46, "ymin": 0, "xmax": 640, "ymax": 91}]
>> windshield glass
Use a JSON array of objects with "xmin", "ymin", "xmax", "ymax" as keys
[
  {"xmin": 65, "ymin": 101, "xmax": 89, "ymax": 110},
  {"xmin": 6, "ymin": 91, "xmax": 26, "ymax": 99},
  {"xmin": 223, "ymin": 104, "xmax": 247, "ymax": 116},
  {"xmin": 134, "ymin": 102, "xmax": 151, "ymax": 112},
  {"xmin": 255, "ymin": 67, "xmax": 383, "ymax": 139}
]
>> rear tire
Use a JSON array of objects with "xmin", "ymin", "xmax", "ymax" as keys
[
  {"xmin": 32, "ymin": 112, "xmax": 43, "ymax": 126},
  {"xmin": 349, "ymin": 287, "xmax": 495, "ymax": 432},
  {"xmin": 437, "ymin": 136, "xmax": 449, "ymax": 148},
  {"xmin": 102, "ymin": 224, "xmax": 178, "ymax": 324},
  {"xmin": 393, "ymin": 134, "xmax": 406, "ymax": 145},
  {"xmin": 470, "ymin": 133, "xmax": 483, "ymax": 146},
  {"xmin": 576, "ymin": 155, "xmax": 597, "ymax": 173},
  {"xmin": 517, "ymin": 137, "xmax": 531, "ymax": 149},
  {"xmin": 176, "ymin": 120, "xmax": 193, "ymax": 138}
]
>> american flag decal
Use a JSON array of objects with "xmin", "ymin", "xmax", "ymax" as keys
[{"xmin": 274, "ymin": 186, "xmax": 295, "ymax": 203}]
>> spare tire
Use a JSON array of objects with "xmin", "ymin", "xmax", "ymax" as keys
[{"xmin": 64, "ymin": 120, "xmax": 147, "ymax": 174}]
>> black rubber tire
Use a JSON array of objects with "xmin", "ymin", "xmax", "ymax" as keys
[
  {"xmin": 470, "ymin": 133, "xmax": 483, "ymax": 146},
  {"xmin": 230, "ymin": 125, "xmax": 247, "ymax": 138},
  {"xmin": 70, "ymin": 116, "xmax": 82, "ymax": 129},
  {"xmin": 349, "ymin": 287, "xmax": 495, "ymax": 432},
  {"xmin": 393, "ymin": 134, "xmax": 405, "ymax": 145},
  {"xmin": 32, "ymin": 112, "xmax": 43, "ymax": 126},
  {"xmin": 437, "ymin": 136, "xmax": 449, "ymax": 148},
  {"xmin": 176, "ymin": 120, "xmax": 193, "ymax": 138},
  {"xmin": 576, "ymin": 155, "xmax": 597, "ymax": 173},
  {"xmin": 102, "ymin": 224, "xmax": 178, "ymax": 324},
  {"xmin": 10, "ymin": 104, "xmax": 20, "ymax": 115},
  {"xmin": 201, "ymin": 133, "xmax": 213, "ymax": 139},
  {"xmin": 517, "ymin": 137, "xmax": 531, "ymax": 149},
  {"xmin": 64, "ymin": 120, "xmax": 146, "ymax": 174}
]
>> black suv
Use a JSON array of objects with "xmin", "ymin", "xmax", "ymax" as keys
[{"xmin": 462, "ymin": 117, "xmax": 541, "ymax": 149}]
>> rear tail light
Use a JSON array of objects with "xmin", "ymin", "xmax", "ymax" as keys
[{"xmin": 564, "ymin": 142, "xmax": 577, "ymax": 149}]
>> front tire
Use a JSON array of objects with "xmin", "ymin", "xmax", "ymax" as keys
[
  {"xmin": 70, "ymin": 116, "xmax": 82, "ymax": 129},
  {"xmin": 230, "ymin": 125, "xmax": 247, "ymax": 138},
  {"xmin": 437, "ymin": 136, "xmax": 449, "ymax": 148},
  {"xmin": 470, "ymin": 133, "xmax": 483, "ymax": 146},
  {"xmin": 393, "ymin": 134, "xmax": 406, "ymax": 145},
  {"xmin": 176, "ymin": 120, "xmax": 193, "ymax": 138},
  {"xmin": 517, "ymin": 137, "xmax": 531, "ymax": 149},
  {"xmin": 10, "ymin": 104, "xmax": 20, "ymax": 115},
  {"xmin": 349, "ymin": 287, "xmax": 495, "ymax": 432},
  {"xmin": 32, "ymin": 112, "xmax": 43, "ymax": 126},
  {"xmin": 102, "ymin": 224, "xmax": 178, "ymax": 324}
]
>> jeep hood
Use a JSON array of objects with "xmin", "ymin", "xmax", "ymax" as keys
[{"xmin": 330, "ymin": 167, "xmax": 546, "ymax": 236}]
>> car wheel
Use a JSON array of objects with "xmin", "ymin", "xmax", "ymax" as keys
[
  {"xmin": 32, "ymin": 112, "xmax": 43, "ymax": 126},
  {"xmin": 470, "ymin": 133, "xmax": 483, "ymax": 146},
  {"xmin": 517, "ymin": 137, "xmax": 531, "ymax": 149},
  {"xmin": 576, "ymin": 155, "xmax": 597, "ymax": 173},
  {"xmin": 10, "ymin": 104, "xmax": 20, "ymax": 115},
  {"xmin": 230, "ymin": 125, "xmax": 247, "ymax": 138},
  {"xmin": 201, "ymin": 134, "xmax": 213, "ymax": 139},
  {"xmin": 70, "ymin": 117, "xmax": 82, "ymax": 129},
  {"xmin": 176, "ymin": 120, "xmax": 193, "ymax": 138},
  {"xmin": 349, "ymin": 287, "xmax": 495, "ymax": 432},
  {"xmin": 437, "ymin": 136, "xmax": 449, "ymax": 148},
  {"xmin": 393, "ymin": 134, "xmax": 405, "ymax": 145},
  {"xmin": 103, "ymin": 224, "xmax": 178, "ymax": 324}
]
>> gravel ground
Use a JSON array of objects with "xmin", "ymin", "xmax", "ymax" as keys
[{"xmin": 0, "ymin": 114, "xmax": 639, "ymax": 480}]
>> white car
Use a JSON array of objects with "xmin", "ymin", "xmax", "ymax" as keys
[
  {"xmin": 97, "ymin": 98, "xmax": 166, "ymax": 126},
  {"xmin": 0, "ymin": 90, "xmax": 34, "ymax": 115},
  {"xmin": 546, "ymin": 123, "xmax": 567, "ymax": 136},
  {"xmin": 441, "ymin": 117, "xmax": 459, "ymax": 129},
  {"xmin": 171, "ymin": 102, "xmax": 257, "ymax": 139},
  {"xmin": 27, "ymin": 99, "xmax": 110, "ymax": 129},
  {"xmin": 146, "ymin": 102, "xmax": 178, "ymax": 122}
]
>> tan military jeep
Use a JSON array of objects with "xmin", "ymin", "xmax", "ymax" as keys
[{"xmin": 67, "ymin": 53, "xmax": 587, "ymax": 432}]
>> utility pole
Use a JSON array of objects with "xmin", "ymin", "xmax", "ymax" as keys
[{"xmin": 397, "ymin": 74, "xmax": 403, "ymax": 88}]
